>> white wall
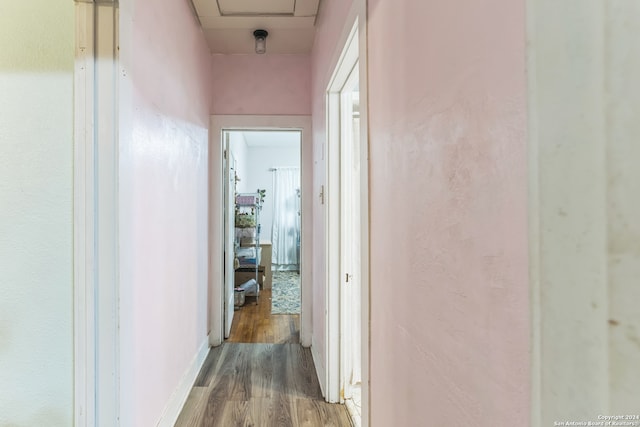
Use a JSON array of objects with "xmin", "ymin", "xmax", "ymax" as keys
[
  {"xmin": 229, "ymin": 132, "xmax": 249, "ymax": 193},
  {"xmin": 243, "ymin": 139, "xmax": 301, "ymax": 243},
  {"xmin": 607, "ymin": 3, "xmax": 640, "ymax": 408},
  {"xmin": 0, "ymin": 1, "xmax": 74, "ymax": 425},
  {"xmin": 528, "ymin": 0, "xmax": 640, "ymax": 423}
]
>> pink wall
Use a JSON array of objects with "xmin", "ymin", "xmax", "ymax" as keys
[
  {"xmin": 310, "ymin": 0, "xmax": 354, "ymax": 378},
  {"xmin": 211, "ymin": 54, "xmax": 311, "ymax": 115},
  {"xmin": 311, "ymin": 0, "xmax": 529, "ymax": 424},
  {"xmin": 366, "ymin": 0, "xmax": 530, "ymax": 425},
  {"xmin": 118, "ymin": 0, "xmax": 213, "ymax": 425}
]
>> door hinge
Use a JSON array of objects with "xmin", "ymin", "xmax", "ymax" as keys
[
  {"xmin": 319, "ymin": 185, "xmax": 325, "ymax": 205},
  {"xmin": 346, "ymin": 273, "xmax": 352, "ymax": 283}
]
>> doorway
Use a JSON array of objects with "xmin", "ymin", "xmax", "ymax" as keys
[
  {"xmin": 325, "ymin": 19, "xmax": 369, "ymax": 427},
  {"xmin": 223, "ymin": 130, "xmax": 302, "ymax": 341},
  {"xmin": 209, "ymin": 116, "xmax": 313, "ymax": 348}
]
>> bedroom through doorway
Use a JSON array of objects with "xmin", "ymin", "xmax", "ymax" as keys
[{"xmin": 224, "ymin": 130, "xmax": 302, "ymax": 343}]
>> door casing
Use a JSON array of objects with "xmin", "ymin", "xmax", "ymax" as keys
[
  {"xmin": 209, "ymin": 115, "xmax": 313, "ymax": 347},
  {"xmin": 74, "ymin": 1, "xmax": 121, "ymax": 425},
  {"xmin": 324, "ymin": 10, "xmax": 371, "ymax": 427},
  {"xmin": 223, "ymin": 135, "xmax": 236, "ymax": 338}
]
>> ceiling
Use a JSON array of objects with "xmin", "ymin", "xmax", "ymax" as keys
[{"xmin": 191, "ymin": 0, "xmax": 321, "ymax": 54}]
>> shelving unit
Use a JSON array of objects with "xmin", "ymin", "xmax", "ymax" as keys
[{"xmin": 234, "ymin": 193, "xmax": 262, "ymax": 304}]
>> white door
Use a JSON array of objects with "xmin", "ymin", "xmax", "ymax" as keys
[
  {"xmin": 325, "ymin": 21, "xmax": 366, "ymax": 417},
  {"xmin": 223, "ymin": 133, "xmax": 236, "ymax": 338},
  {"xmin": 339, "ymin": 63, "xmax": 362, "ymax": 403}
]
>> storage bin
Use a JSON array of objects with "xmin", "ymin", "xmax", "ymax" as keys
[{"xmin": 234, "ymin": 288, "xmax": 245, "ymax": 307}]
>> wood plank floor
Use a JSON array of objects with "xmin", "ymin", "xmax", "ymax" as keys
[
  {"xmin": 228, "ymin": 289, "xmax": 300, "ymax": 344},
  {"xmin": 175, "ymin": 343, "xmax": 352, "ymax": 427}
]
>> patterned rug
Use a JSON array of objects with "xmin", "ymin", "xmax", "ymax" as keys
[{"xmin": 271, "ymin": 271, "xmax": 301, "ymax": 315}]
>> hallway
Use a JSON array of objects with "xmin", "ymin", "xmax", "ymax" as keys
[
  {"xmin": 227, "ymin": 289, "xmax": 300, "ymax": 344},
  {"xmin": 3, "ymin": 0, "xmax": 640, "ymax": 426},
  {"xmin": 176, "ymin": 286, "xmax": 348, "ymax": 426},
  {"xmin": 174, "ymin": 343, "xmax": 351, "ymax": 426}
]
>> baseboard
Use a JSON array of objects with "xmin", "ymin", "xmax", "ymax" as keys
[
  {"xmin": 156, "ymin": 335, "xmax": 210, "ymax": 427},
  {"xmin": 310, "ymin": 341, "xmax": 326, "ymax": 399}
]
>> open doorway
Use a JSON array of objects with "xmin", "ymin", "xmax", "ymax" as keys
[
  {"xmin": 209, "ymin": 115, "xmax": 313, "ymax": 348},
  {"xmin": 224, "ymin": 130, "xmax": 302, "ymax": 342},
  {"xmin": 325, "ymin": 19, "xmax": 369, "ymax": 427}
]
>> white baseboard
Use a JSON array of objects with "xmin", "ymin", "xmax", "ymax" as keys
[
  {"xmin": 310, "ymin": 341, "xmax": 326, "ymax": 399},
  {"xmin": 156, "ymin": 336, "xmax": 210, "ymax": 427}
]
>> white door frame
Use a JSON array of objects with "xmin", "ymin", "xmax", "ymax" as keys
[
  {"xmin": 325, "ymin": 22, "xmax": 358, "ymax": 404},
  {"xmin": 339, "ymin": 63, "xmax": 360, "ymax": 403},
  {"xmin": 223, "ymin": 134, "xmax": 236, "ymax": 338},
  {"xmin": 74, "ymin": 1, "xmax": 120, "ymax": 425},
  {"xmin": 325, "ymin": 9, "xmax": 371, "ymax": 426},
  {"xmin": 209, "ymin": 115, "xmax": 313, "ymax": 347}
]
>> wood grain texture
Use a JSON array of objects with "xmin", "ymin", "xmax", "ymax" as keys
[
  {"xmin": 228, "ymin": 289, "xmax": 300, "ymax": 344},
  {"xmin": 174, "ymin": 388, "xmax": 207, "ymax": 427},
  {"xmin": 175, "ymin": 344, "xmax": 352, "ymax": 427},
  {"xmin": 194, "ymin": 345, "xmax": 225, "ymax": 387}
]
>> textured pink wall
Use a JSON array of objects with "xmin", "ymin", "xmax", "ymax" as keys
[
  {"xmin": 119, "ymin": 0, "xmax": 212, "ymax": 425},
  {"xmin": 366, "ymin": 0, "xmax": 530, "ymax": 425},
  {"xmin": 211, "ymin": 54, "xmax": 311, "ymax": 115},
  {"xmin": 310, "ymin": 0, "xmax": 354, "ymax": 379}
]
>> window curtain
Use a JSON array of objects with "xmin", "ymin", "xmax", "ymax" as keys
[{"xmin": 272, "ymin": 167, "xmax": 300, "ymax": 270}]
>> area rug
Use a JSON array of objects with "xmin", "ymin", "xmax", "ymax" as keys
[{"xmin": 271, "ymin": 271, "xmax": 301, "ymax": 314}]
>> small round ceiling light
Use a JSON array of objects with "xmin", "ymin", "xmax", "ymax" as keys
[{"xmin": 253, "ymin": 29, "xmax": 268, "ymax": 54}]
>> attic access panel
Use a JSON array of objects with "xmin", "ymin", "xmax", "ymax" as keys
[{"xmin": 217, "ymin": 0, "xmax": 295, "ymax": 16}]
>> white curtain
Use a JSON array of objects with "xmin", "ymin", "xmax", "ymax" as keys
[{"xmin": 272, "ymin": 168, "xmax": 300, "ymax": 269}]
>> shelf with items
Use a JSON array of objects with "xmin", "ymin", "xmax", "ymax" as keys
[{"xmin": 234, "ymin": 192, "xmax": 263, "ymax": 305}]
